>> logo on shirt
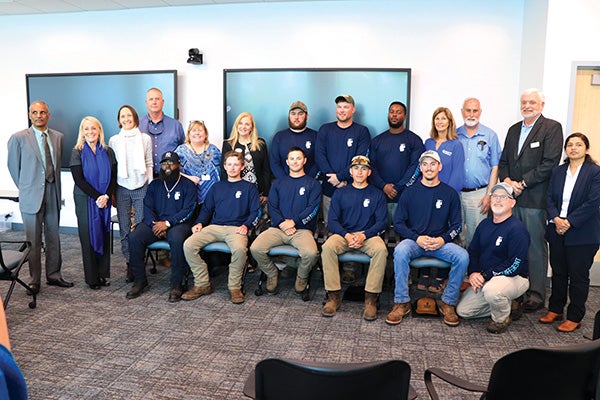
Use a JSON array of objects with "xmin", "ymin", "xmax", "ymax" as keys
[
  {"xmin": 435, "ymin": 199, "xmax": 443, "ymax": 209},
  {"xmin": 399, "ymin": 144, "xmax": 406, "ymax": 152},
  {"xmin": 174, "ymin": 191, "xmax": 181, "ymax": 201},
  {"xmin": 347, "ymin": 138, "xmax": 353, "ymax": 147},
  {"xmin": 299, "ymin": 187, "xmax": 306, "ymax": 196},
  {"xmin": 442, "ymin": 149, "xmax": 452, "ymax": 156},
  {"xmin": 305, "ymin": 141, "xmax": 312, "ymax": 149},
  {"xmin": 496, "ymin": 236, "xmax": 503, "ymax": 246},
  {"xmin": 363, "ymin": 198, "xmax": 370, "ymax": 208},
  {"xmin": 234, "ymin": 148, "xmax": 243, "ymax": 153},
  {"xmin": 235, "ymin": 190, "xmax": 242, "ymax": 199}
]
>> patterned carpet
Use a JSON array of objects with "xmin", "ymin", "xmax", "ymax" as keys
[{"xmin": 1, "ymin": 230, "xmax": 598, "ymax": 399}]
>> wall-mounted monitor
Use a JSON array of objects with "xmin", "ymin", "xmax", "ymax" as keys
[
  {"xmin": 26, "ymin": 70, "xmax": 178, "ymax": 169},
  {"xmin": 223, "ymin": 68, "xmax": 411, "ymax": 145}
]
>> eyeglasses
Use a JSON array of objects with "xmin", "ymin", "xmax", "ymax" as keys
[
  {"xmin": 490, "ymin": 194, "xmax": 512, "ymax": 200},
  {"xmin": 148, "ymin": 120, "xmax": 164, "ymax": 134}
]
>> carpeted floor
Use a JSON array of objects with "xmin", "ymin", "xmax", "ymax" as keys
[{"xmin": 1, "ymin": 230, "xmax": 598, "ymax": 399}]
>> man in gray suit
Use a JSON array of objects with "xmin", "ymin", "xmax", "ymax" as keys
[{"xmin": 7, "ymin": 100, "xmax": 73, "ymax": 295}]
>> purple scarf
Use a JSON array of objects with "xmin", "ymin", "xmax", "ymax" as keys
[{"xmin": 81, "ymin": 142, "xmax": 111, "ymax": 256}]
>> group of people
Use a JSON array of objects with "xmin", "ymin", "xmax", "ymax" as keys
[{"xmin": 7, "ymin": 87, "xmax": 600, "ymax": 334}]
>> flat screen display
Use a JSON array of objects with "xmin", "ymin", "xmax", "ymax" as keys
[
  {"xmin": 223, "ymin": 68, "xmax": 411, "ymax": 144},
  {"xmin": 26, "ymin": 70, "xmax": 178, "ymax": 169}
]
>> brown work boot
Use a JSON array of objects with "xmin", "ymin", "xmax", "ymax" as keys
[
  {"xmin": 266, "ymin": 273, "xmax": 279, "ymax": 295},
  {"xmin": 385, "ymin": 302, "xmax": 411, "ymax": 325},
  {"xmin": 229, "ymin": 288, "xmax": 245, "ymax": 304},
  {"xmin": 322, "ymin": 290, "xmax": 341, "ymax": 317},
  {"xmin": 181, "ymin": 284, "xmax": 213, "ymax": 301},
  {"xmin": 438, "ymin": 300, "xmax": 460, "ymax": 326},
  {"xmin": 295, "ymin": 276, "xmax": 309, "ymax": 293},
  {"xmin": 363, "ymin": 292, "xmax": 379, "ymax": 321}
]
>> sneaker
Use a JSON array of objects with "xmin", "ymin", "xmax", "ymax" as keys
[
  {"xmin": 266, "ymin": 274, "xmax": 279, "ymax": 295},
  {"xmin": 487, "ymin": 317, "xmax": 511, "ymax": 334},
  {"xmin": 385, "ymin": 302, "xmax": 411, "ymax": 325},
  {"xmin": 438, "ymin": 300, "xmax": 460, "ymax": 326},
  {"xmin": 230, "ymin": 288, "xmax": 245, "ymax": 304},
  {"xmin": 417, "ymin": 275, "xmax": 430, "ymax": 291},
  {"xmin": 295, "ymin": 276, "xmax": 309, "ymax": 293},
  {"xmin": 126, "ymin": 281, "xmax": 149, "ymax": 299},
  {"xmin": 341, "ymin": 269, "xmax": 356, "ymax": 284},
  {"xmin": 181, "ymin": 285, "xmax": 213, "ymax": 301},
  {"xmin": 428, "ymin": 278, "xmax": 446, "ymax": 294}
]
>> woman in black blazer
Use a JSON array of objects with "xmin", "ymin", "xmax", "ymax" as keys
[{"xmin": 540, "ymin": 133, "xmax": 600, "ymax": 332}]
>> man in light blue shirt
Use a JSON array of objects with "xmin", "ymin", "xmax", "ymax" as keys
[{"xmin": 457, "ymin": 98, "xmax": 502, "ymax": 246}]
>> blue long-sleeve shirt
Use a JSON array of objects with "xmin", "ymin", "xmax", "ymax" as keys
[
  {"xmin": 394, "ymin": 180, "xmax": 462, "ymax": 243},
  {"xmin": 143, "ymin": 175, "xmax": 197, "ymax": 227},
  {"xmin": 328, "ymin": 184, "xmax": 387, "ymax": 239},
  {"xmin": 316, "ymin": 122, "xmax": 370, "ymax": 197},
  {"xmin": 467, "ymin": 215, "xmax": 529, "ymax": 281},
  {"xmin": 369, "ymin": 129, "xmax": 424, "ymax": 202},
  {"xmin": 424, "ymin": 138, "xmax": 465, "ymax": 192},
  {"xmin": 269, "ymin": 174, "xmax": 321, "ymax": 232},
  {"xmin": 196, "ymin": 179, "xmax": 260, "ymax": 228},
  {"xmin": 270, "ymin": 128, "xmax": 319, "ymax": 179},
  {"xmin": 139, "ymin": 114, "xmax": 186, "ymax": 175}
]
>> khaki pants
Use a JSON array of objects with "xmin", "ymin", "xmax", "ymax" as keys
[
  {"xmin": 321, "ymin": 234, "xmax": 387, "ymax": 293},
  {"xmin": 250, "ymin": 227, "xmax": 318, "ymax": 279},
  {"xmin": 183, "ymin": 225, "xmax": 248, "ymax": 290}
]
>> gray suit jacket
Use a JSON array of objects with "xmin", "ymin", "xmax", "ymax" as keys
[{"xmin": 7, "ymin": 127, "xmax": 63, "ymax": 214}]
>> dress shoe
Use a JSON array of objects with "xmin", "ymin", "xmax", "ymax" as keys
[
  {"xmin": 522, "ymin": 299, "xmax": 543, "ymax": 313},
  {"xmin": 46, "ymin": 278, "xmax": 74, "ymax": 288},
  {"xmin": 557, "ymin": 320, "xmax": 581, "ymax": 333},
  {"xmin": 168, "ymin": 285, "xmax": 183, "ymax": 303},
  {"xmin": 88, "ymin": 284, "xmax": 101, "ymax": 290},
  {"xmin": 26, "ymin": 283, "xmax": 40, "ymax": 296},
  {"xmin": 126, "ymin": 281, "xmax": 149, "ymax": 299},
  {"xmin": 98, "ymin": 277, "xmax": 110, "ymax": 287},
  {"xmin": 539, "ymin": 311, "xmax": 563, "ymax": 324}
]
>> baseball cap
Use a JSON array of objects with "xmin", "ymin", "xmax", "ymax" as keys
[
  {"xmin": 491, "ymin": 182, "xmax": 514, "ymax": 198},
  {"xmin": 335, "ymin": 94, "xmax": 355, "ymax": 106},
  {"xmin": 160, "ymin": 151, "xmax": 180, "ymax": 164},
  {"xmin": 350, "ymin": 155, "xmax": 370, "ymax": 168},
  {"xmin": 289, "ymin": 101, "xmax": 307, "ymax": 113},
  {"xmin": 418, "ymin": 150, "xmax": 441, "ymax": 164}
]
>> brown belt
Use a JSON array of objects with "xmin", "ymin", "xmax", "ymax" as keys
[{"xmin": 461, "ymin": 185, "xmax": 487, "ymax": 193}]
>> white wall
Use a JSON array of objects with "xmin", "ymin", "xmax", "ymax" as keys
[{"xmin": 0, "ymin": 0, "xmax": 527, "ymax": 227}]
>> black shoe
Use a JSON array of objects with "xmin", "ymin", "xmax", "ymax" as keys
[
  {"xmin": 126, "ymin": 281, "xmax": 148, "ymax": 299},
  {"xmin": 523, "ymin": 299, "xmax": 543, "ymax": 313},
  {"xmin": 510, "ymin": 299, "xmax": 524, "ymax": 321},
  {"xmin": 89, "ymin": 284, "xmax": 101, "ymax": 290},
  {"xmin": 26, "ymin": 283, "xmax": 40, "ymax": 296},
  {"xmin": 168, "ymin": 288, "xmax": 182, "ymax": 303},
  {"xmin": 99, "ymin": 277, "xmax": 110, "ymax": 287},
  {"xmin": 46, "ymin": 278, "xmax": 74, "ymax": 288}
]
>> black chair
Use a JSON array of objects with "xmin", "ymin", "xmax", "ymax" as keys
[
  {"xmin": 424, "ymin": 339, "xmax": 600, "ymax": 400},
  {"xmin": 0, "ymin": 240, "xmax": 36, "ymax": 309},
  {"xmin": 243, "ymin": 358, "xmax": 416, "ymax": 400}
]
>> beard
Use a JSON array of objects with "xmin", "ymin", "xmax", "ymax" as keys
[
  {"xmin": 388, "ymin": 117, "xmax": 405, "ymax": 130},
  {"xmin": 464, "ymin": 118, "xmax": 479, "ymax": 128},
  {"xmin": 160, "ymin": 168, "xmax": 181, "ymax": 183},
  {"xmin": 288, "ymin": 117, "xmax": 307, "ymax": 131}
]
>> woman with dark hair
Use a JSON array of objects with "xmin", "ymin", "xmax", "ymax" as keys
[
  {"xmin": 108, "ymin": 105, "xmax": 153, "ymax": 280},
  {"xmin": 70, "ymin": 117, "xmax": 117, "ymax": 289},
  {"xmin": 540, "ymin": 132, "xmax": 600, "ymax": 332}
]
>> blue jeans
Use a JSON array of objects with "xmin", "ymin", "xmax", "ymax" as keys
[{"xmin": 393, "ymin": 239, "xmax": 468, "ymax": 305}]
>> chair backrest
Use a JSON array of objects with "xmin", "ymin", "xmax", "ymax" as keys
[
  {"xmin": 485, "ymin": 340, "xmax": 600, "ymax": 400},
  {"xmin": 254, "ymin": 358, "xmax": 411, "ymax": 400}
]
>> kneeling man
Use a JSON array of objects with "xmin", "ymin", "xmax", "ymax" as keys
[{"xmin": 456, "ymin": 182, "xmax": 530, "ymax": 333}]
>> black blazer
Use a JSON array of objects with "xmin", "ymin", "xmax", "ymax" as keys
[
  {"xmin": 221, "ymin": 138, "xmax": 272, "ymax": 197},
  {"xmin": 498, "ymin": 115, "xmax": 563, "ymax": 209},
  {"xmin": 545, "ymin": 161, "xmax": 600, "ymax": 246}
]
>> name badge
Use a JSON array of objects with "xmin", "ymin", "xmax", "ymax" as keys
[
  {"xmin": 201, "ymin": 174, "xmax": 210, "ymax": 181},
  {"xmin": 530, "ymin": 141, "xmax": 540, "ymax": 148}
]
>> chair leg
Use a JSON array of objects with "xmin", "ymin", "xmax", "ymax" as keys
[{"xmin": 14, "ymin": 277, "xmax": 36, "ymax": 309}]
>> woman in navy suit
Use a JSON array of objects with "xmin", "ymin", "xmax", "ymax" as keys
[{"xmin": 540, "ymin": 133, "xmax": 600, "ymax": 332}]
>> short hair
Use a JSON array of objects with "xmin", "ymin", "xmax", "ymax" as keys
[
  {"xmin": 462, "ymin": 97, "xmax": 481, "ymax": 109},
  {"xmin": 146, "ymin": 87, "xmax": 163, "ymax": 97},
  {"xmin": 117, "ymin": 105, "xmax": 140, "ymax": 129},
  {"xmin": 521, "ymin": 88, "xmax": 545, "ymax": 103},
  {"xmin": 223, "ymin": 150, "xmax": 244, "ymax": 164},
  {"xmin": 75, "ymin": 116, "xmax": 106, "ymax": 150},
  {"xmin": 389, "ymin": 101, "xmax": 407, "ymax": 113},
  {"xmin": 186, "ymin": 120, "xmax": 210, "ymax": 145},
  {"xmin": 429, "ymin": 107, "xmax": 457, "ymax": 140},
  {"xmin": 29, "ymin": 100, "xmax": 49, "ymax": 112},
  {"xmin": 287, "ymin": 146, "xmax": 306, "ymax": 158}
]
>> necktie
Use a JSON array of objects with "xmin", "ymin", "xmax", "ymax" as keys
[{"xmin": 42, "ymin": 132, "xmax": 55, "ymax": 183}]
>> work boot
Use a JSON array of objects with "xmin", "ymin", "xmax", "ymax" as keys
[
  {"xmin": 266, "ymin": 273, "xmax": 279, "ymax": 295},
  {"xmin": 487, "ymin": 317, "xmax": 511, "ymax": 334},
  {"xmin": 385, "ymin": 302, "xmax": 411, "ymax": 325},
  {"xmin": 295, "ymin": 276, "xmax": 309, "ymax": 293},
  {"xmin": 363, "ymin": 292, "xmax": 379, "ymax": 321},
  {"xmin": 181, "ymin": 284, "xmax": 213, "ymax": 301},
  {"xmin": 322, "ymin": 290, "xmax": 341, "ymax": 317},
  {"xmin": 230, "ymin": 288, "xmax": 245, "ymax": 304},
  {"xmin": 438, "ymin": 300, "xmax": 460, "ymax": 326}
]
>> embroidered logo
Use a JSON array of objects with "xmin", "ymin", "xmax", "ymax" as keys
[
  {"xmin": 174, "ymin": 191, "xmax": 181, "ymax": 201},
  {"xmin": 435, "ymin": 199, "xmax": 443, "ymax": 209},
  {"xmin": 399, "ymin": 144, "xmax": 406, "ymax": 152},
  {"xmin": 299, "ymin": 187, "xmax": 306, "ymax": 196},
  {"xmin": 363, "ymin": 198, "xmax": 370, "ymax": 208},
  {"xmin": 305, "ymin": 141, "xmax": 312, "ymax": 149},
  {"xmin": 347, "ymin": 138, "xmax": 353, "ymax": 147},
  {"xmin": 496, "ymin": 236, "xmax": 503, "ymax": 246},
  {"xmin": 235, "ymin": 148, "xmax": 243, "ymax": 153},
  {"xmin": 235, "ymin": 190, "xmax": 242, "ymax": 199}
]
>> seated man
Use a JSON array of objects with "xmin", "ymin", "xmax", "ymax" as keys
[
  {"xmin": 321, "ymin": 155, "xmax": 388, "ymax": 321},
  {"xmin": 126, "ymin": 151, "xmax": 197, "ymax": 302},
  {"xmin": 182, "ymin": 151, "xmax": 260, "ymax": 304},
  {"xmin": 250, "ymin": 147, "xmax": 321, "ymax": 294},
  {"xmin": 457, "ymin": 182, "xmax": 530, "ymax": 334},
  {"xmin": 387, "ymin": 150, "xmax": 469, "ymax": 327}
]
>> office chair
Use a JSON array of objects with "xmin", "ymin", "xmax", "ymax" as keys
[
  {"xmin": 243, "ymin": 358, "xmax": 416, "ymax": 400},
  {"xmin": 0, "ymin": 240, "xmax": 36, "ymax": 309},
  {"xmin": 424, "ymin": 339, "xmax": 600, "ymax": 400}
]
